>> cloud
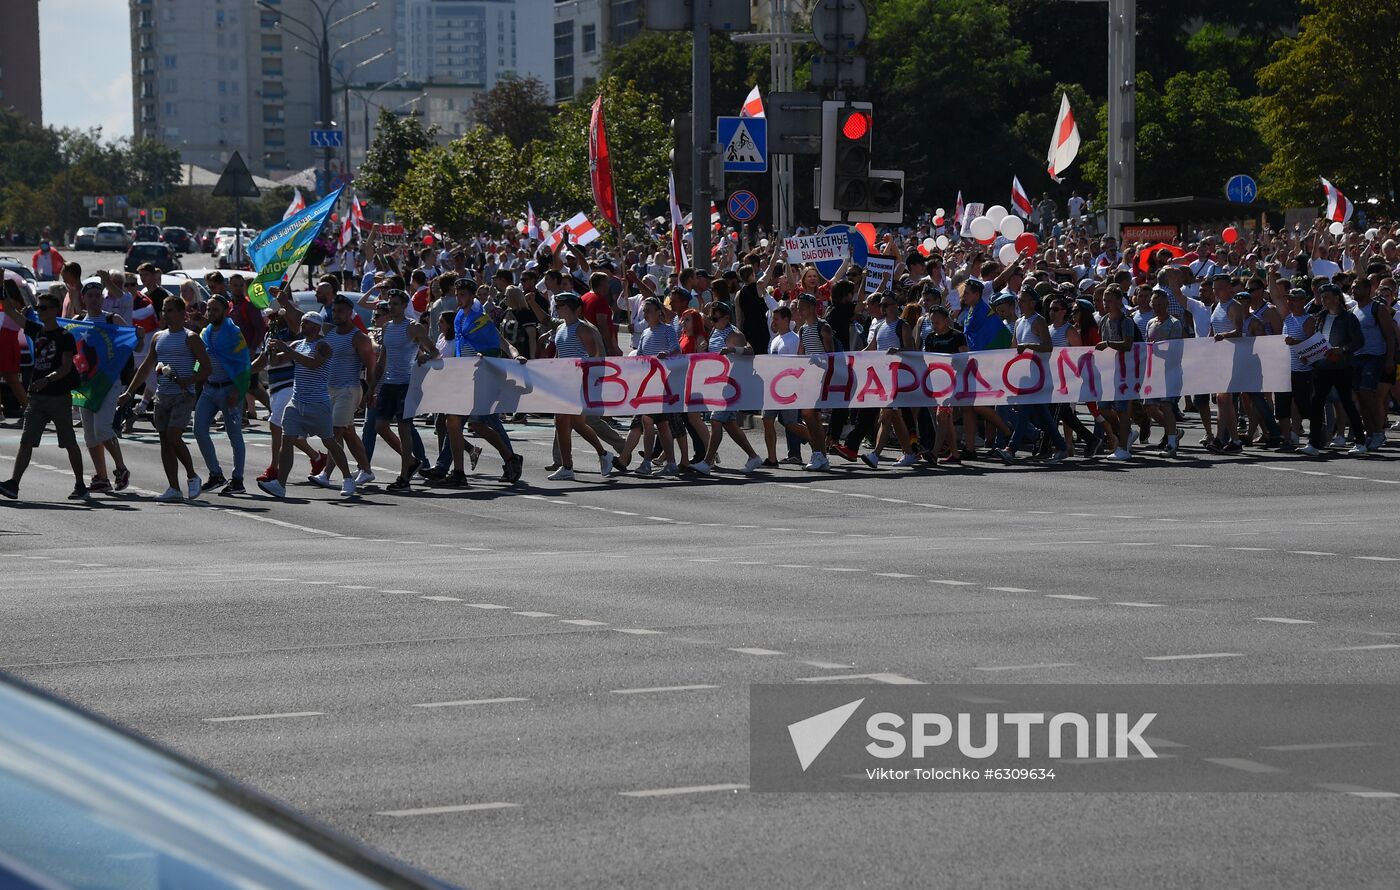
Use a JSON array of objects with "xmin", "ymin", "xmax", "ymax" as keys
[{"xmin": 40, "ymin": 0, "xmax": 132, "ymax": 137}]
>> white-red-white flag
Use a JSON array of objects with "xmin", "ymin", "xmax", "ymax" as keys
[
  {"xmin": 711, "ymin": 201, "xmax": 721, "ymax": 227},
  {"xmin": 1047, "ymin": 93, "xmax": 1081, "ymax": 183},
  {"xmin": 668, "ymin": 171, "xmax": 688, "ymax": 270},
  {"xmin": 546, "ymin": 212, "xmax": 600, "ymax": 251},
  {"xmin": 339, "ymin": 194, "xmax": 364, "ymax": 250},
  {"xmin": 1011, "ymin": 176, "xmax": 1033, "ymax": 218},
  {"xmin": 1320, "ymin": 177, "xmax": 1354, "ymax": 223},
  {"xmin": 954, "ymin": 191, "xmax": 965, "ymax": 228},
  {"xmin": 283, "ymin": 188, "xmax": 306, "ymax": 220},
  {"xmin": 527, "ymin": 202, "xmax": 540, "ymax": 241},
  {"xmin": 740, "ymin": 85, "xmax": 765, "ymax": 119}
]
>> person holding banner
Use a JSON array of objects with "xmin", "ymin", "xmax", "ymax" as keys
[
  {"xmin": 544, "ymin": 293, "xmax": 616, "ymax": 482},
  {"xmin": 1094, "ymin": 285, "xmax": 1139, "ymax": 461},
  {"xmin": 690, "ymin": 302, "xmax": 764, "ymax": 477},
  {"xmin": 1308, "ymin": 283, "xmax": 1367, "ymax": 456},
  {"xmin": 76, "ymin": 281, "xmax": 131, "ymax": 492},
  {"xmin": 373, "ymin": 290, "xmax": 439, "ymax": 492},
  {"xmin": 861, "ymin": 293, "xmax": 920, "ymax": 468},
  {"xmin": 794, "ymin": 293, "xmax": 835, "ymax": 471},
  {"xmin": 1280, "ymin": 288, "xmax": 1320, "ymax": 454}
]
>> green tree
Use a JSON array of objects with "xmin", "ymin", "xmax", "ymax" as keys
[
  {"xmin": 122, "ymin": 137, "xmax": 182, "ymax": 197},
  {"xmin": 472, "ymin": 75, "xmax": 553, "ymax": 148},
  {"xmin": 391, "ymin": 127, "xmax": 526, "ymax": 235},
  {"xmin": 527, "ymin": 76, "xmax": 669, "ymax": 234},
  {"xmin": 0, "ymin": 108, "xmax": 62, "ymax": 190},
  {"xmin": 357, "ymin": 108, "xmax": 438, "ymax": 208},
  {"xmin": 1257, "ymin": 0, "xmax": 1400, "ymax": 209}
]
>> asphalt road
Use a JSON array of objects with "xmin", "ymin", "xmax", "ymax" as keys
[{"xmin": 4, "ymin": 407, "xmax": 1400, "ymax": 888}]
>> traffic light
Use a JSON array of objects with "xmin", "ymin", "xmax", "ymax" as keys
[
  {"xmin": 833, "ymin": 105, "xmax": 871, "ymax": 210},
  {"xmin": 818, "ymin": 100, "xmax": 905, "ymax": 223},
  {"xmin": 96, "ymin": 196, "xmax": 105, "ymax": 214}
]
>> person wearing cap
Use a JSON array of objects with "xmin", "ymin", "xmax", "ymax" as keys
[
  {"xmin": 306, "ymin": 295, "xmax": 376, "ymax": 492},
  {"xmin": 544, "ymin": 292, "xmax": 616, "ymax": 481},
  {"xmin": 1308, "ymin": 282, "xmax": 1367, "ymax": 455},
  {"xmin": 119, "ymin": 295, "xmax": 210, "ymax": 502},
  {"xmin": 1280, "ymin": 288, "xmax": 1320, "ymax": 454},
  {"xmin": 995, "ymin": 288, "xmax": 1069, "ymax": 464},
  {"xmin": 70, "ymin": 281, "xmax": 132, "ymax": 493},
  {"xmin": 688, "ymin": 301, "xmax": 763, "ymax": 476},
  {"xmin": 372, "ymin": 289, "xmax": 438, "ymax": 491},
  {"xmin": 616, "ymin": 297, "xmax": 681, "ymax": 477}
]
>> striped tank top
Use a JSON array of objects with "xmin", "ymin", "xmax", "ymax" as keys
[
  {"xmin": 322, "ymin": 326, "xmax": 362, "ymax": 387},
  {"xmin": 798, "ymin": 321, "xmax": 828, "ymax": 355},
  {"xmin": 1015, "ymin": 315, "xmax": 1043, "ymax": 347},
  {"xmin": 1250, "ymin": 305, "xmax": 1277, "ymax": 336},
  {"xmin": 1050, "ymin": 322, "xmax": 1070, "ymax": 347},
  {"xmin": 154, "ymin": 328, "xmax": 195, "ymax": 396},
  {"xmin": 708, "ymin": 324, "xmax": 735, "ymax": 352},
  {"xmin": 291, "ymin": 338, "xmax": 330, "ymax": 404},
  {"xmin": 380, "ymin": 319, "xmax": 416, "ymax": 385},
  {"xmin": 1282, "ymin": 313, "xmax": 1310, "ymax": 373},
  {"xmin": 554, "ymin": 321, "xmax": 588, "ymax": 358},
  {"xmin": 873, "ymin": 319, "xmax": 902, "ymax": 350},
  {"xmin": 1210, "ymin": 302, "xmax": 1234, "ymax": 336}
]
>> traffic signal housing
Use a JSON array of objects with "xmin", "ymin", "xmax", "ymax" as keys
[{"xmin": 818, "ymin": 100, "xmax": 905, "ymax": 223}]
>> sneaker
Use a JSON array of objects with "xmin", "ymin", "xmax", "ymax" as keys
[
  {"xmin": 600, "ymin": 452, "xmax": 616, "ymax": 477},
  {"xmin": 1367, "ymin": 434, "xmax": 1386, "ymax": 451},
  {"xmin": 782, "ymin": 454, "xmax": 805, "ymax": 466},
  {"xmin": 1348, "ymin": 443, "xmax": 1368, "ymax": 456},
  {"xmin": 1163, "ymin": 445, "xmax": 1178, "ymax": 459},
  {"xmin": 544, "ymin": 463, "xmax": 561, "ymax": 472},
  {"xmin": 659, "ymin": 462, "xmax": 679, "ymax": 477},
  {"xmin": 989, "ymin": 447, "xmax": 1016, "ymax": 465},
  {"xmin": 469, "ymin": 444, "xmax": 482, "ymax": 470},
  {"xmin": 506, "ymin": 454, "xmax": 524, "ymax": 484},
  {"xmin": 1299, "ymin": 444, "xmax": 1323, "ymax": 457},
  {"xmin": 186, "ymin": 476, "xmax": 202, "ymax": 499},
  {"xmin": 307, "ymin": 472, "xmax": 336, "ymax": 489},
  {"xmin": 0, "ymin": 479, "xmax": 17, "ymax": 500},
  {"xmin": 690, "ymin": 460, "xmax": 712, "ymax": 476},
  {"xmin": 831, "ymin": 443, "xmax": 858, "ymax": 462},
  {"xmin": 340, "ymin": 478, "xmax": 358, "ymax": 498},
  {"xmin": 1107, "ymin": 448, "xmax": 1131, "ymax": 461},
  {"xmin": 804, "ymin": 452, "xmax": 830, "ymax": 471},
  {"xmin": 88, "ymin": 477, "xmax": 113, "ymax": 493},
  {"xmin": 1204, "ymin": 438, "xmax": 1226, "ymax": 454},
  {"xmin": 256, "ymin": 463, "xmax": 278, "ymax": 483},
  {"xmin": 959, "ymin": 447, "xmax": 979, "ymax": 462},
  {"xmin": 1223, "ymin": 441, "xmax": 1243, "ymax": 454},
  {"xmin": 938, "ymin": 452, "xmax": 962, "ymax": 465},
  {"xmin": 420, "ymin": 466, "xmax": 448, "ymax": 481},
  {"xmin": 1331, "ymin": 435, "xmax": 1347, "ymax": 448},
  {"xmin": 1278, "ymin": 442, "xmax": 1298, "ymax": 454},
  {"xmin": 220, "ymin": 477, "xmax": 245, "ymax": 496},
  {"xmin": 761, "ymin": 458, "xmax": 780, "ymax": 468},
  {"xmin": 444, "ymin": 470, "xmax": 470, "ymax": 487},
  {"xmin": 309, "ymin": 452, "xmax": 328, "ymax": 477},
  {"xmin": 201, "ymin": 473, "xmax": 227, "ymax": 492},
  {"xmin": 68, "ymin": 484, "xmax": 89, "ymax": 501},
  {"xmin": 256, "ymin": 478, "xmax": 286, "ymax": 499},
  {"xmin": 743, "ymin": 455, "xmax": 764, "ymax": 474},
  {"xmin": 860, "ymin": 452, "xmax": 880, "ymax": 469},
  {"xmin": 353, "ymin": 468, "xmax": 375, "ymax": 486},
  {"xmin": 1045, "ymin": 449, "xmax": 1068, "ymax": 465},
  {"xmin": 156, "ymin": 486, "xmax": 183, "ymax": 502},
  {"xmin": 407, "ymin": 457, "xmax": 424, "ymax": 479},
  {"xmin": 894, "ymin": 453, "xmax": 920, "ymax": 467},
  {"xmin": 546, "ymin": 466, "xmax": 575, "ymax": 481},
  {"xmin": 114, "ymin": 467, "xmax": 130, "ymax": 492},
  {"xmin": 636, "ymin": 459, "xmax": 654, "ymax": 477},
  {"xmin": 386, "ymin": 477, "xmax": 412, "ymax": 491}
]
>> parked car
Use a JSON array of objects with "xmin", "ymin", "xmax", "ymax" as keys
[
  {"xmin": 161, "ymin": 225, "xmax": 194, "ymax": 253},
  {"xmin": 0, "ymin": 674, "xmax": 462, "ymax": 890},
  {"xmin": 0, "ymin": 258, "xmax": 40, "ymax": 303},
  {"xmin": 92, "ymin": 222, "xmax": 130, "ymax": 252},
  {"xmin": 124, "ymin": 241, "xmax": 180, "ymax": 273},
  {"xmin": 213, "ymin": 228, "xmax": 259, "ymax": 268},
  {"xmin": 133, "ymin": 223, "xmax": 162, "ymax": 242},
  {"xmin": 72, "ymin": 227, "xmax": 97, "ymax": 251}
]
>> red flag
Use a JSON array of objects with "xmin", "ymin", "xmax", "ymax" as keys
[
  {"xmin": 1011, "ymin": 176, "xmax": 1033, "ymax": 218},
  {"xmin": 1320, "ymin": 177, "xmax": 1354, "ymax": 223},
  {"xmin": 589, "ymin": 95, "xmax": 621, "ymax": 228}
]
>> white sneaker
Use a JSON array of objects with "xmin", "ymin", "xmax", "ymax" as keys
[
  {"xmin": 1332, "ymin": 435, "xmax": 1347, "ymax": 448},
  {"xmin": 690, "ymin": 460, "xmax": 712, "ymax": 476},
  {"xmin": 1299, "ymin": 444, "xmax": 1322, "ymax": 457},
  {"xmin": 600, "ymin": 452, "xmax": 616, "ymax": 476},
  {"xmin": 353, "ymin": 468, "xmax": 375, "ymax": 486},
  {"xmin": 155, "ymin": 487, "xmax": 182, "ymax": 503},
  {"xmin": 861, "ymin": 452, "xmax": 880, "ymax": 469},
  {"xmin": 257, "ymin": 478, "xmax": 286, "ymax": 499},
  {"xmin": 185, "ymin": 476, "xmax": 201, "ymax": 499},
  {"xmin": 1390, "ymin": 420, "xmax": 1400, "ymax": 431},
  {"xmin": 636, "ymin": 459, "xmax": 654, "ymax": 477},
  {"xmin": 894, "ymin": 453, "xmax": 919, "ymax": 467},
  {"xmin": 805, "ymin": 452, "xmax": 830, "ymax": 471},
  {"xmin": 547, "ymin": 466, "xmax": 575, "ymax": 481},
  {"xmin": 658, "ymin": 462, "xmax": 679, "ymax": 477},
  {"xmin": 308, "ymin": 472, "xmax": 336, "ymax": 489},
  {"xmin": 1107, "ymin": 448, "xmax": 1131, "ymax": 461},
  {"xmin": 1348, "ymin": 443, "xmax": 1368, "ymax": 456},
  {"xmin": 340, "ymin": 478, "xmax": 357, "ymax": 498},
  {"xmin": 743, "ymin": 455, "xmax": 764, "ymax": 474}
]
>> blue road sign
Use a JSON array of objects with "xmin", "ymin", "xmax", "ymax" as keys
[
  {"xmin": 1226, "ymin": 174, "xmax": 1258, "ymax": 203},
  {"xmin": 717, "ymin": 116, "xmax": 767, "ymax": 173},
  {"xmin": 815, "ymin": 223, "xmax": 869, "ymax": 278},
  {"xmin": 727, "ymin": 189, "xmax": 758, "ymax": 222},
  {"xmin": 310, "ymin": 129, "xmax": 345, "ymax": 148},
  {"xmin": 114, "ymin": 195, "xmax": 128, "ymax": 208}
]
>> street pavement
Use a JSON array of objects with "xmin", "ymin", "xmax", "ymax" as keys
[{"xmin": 4, "ymin": 403, "xmax": 1400, "ymax": 888}]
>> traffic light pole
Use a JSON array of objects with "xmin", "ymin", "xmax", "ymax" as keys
[{"xmin": 691, "ymin": 0, "xmax": 712, "ymax": 272}]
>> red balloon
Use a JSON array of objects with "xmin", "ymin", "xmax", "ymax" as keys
[
  {"xmin": 423, "ymin": 234, "xmax": 435, "ymax": 246},
  {"xmin": 933, "ymin": 215, "xmax": 945, "ymax": 226},
  {"xmin": 977, "ymin": 237, "xmax": 995, "ymax": 247},
  {"xmin": 1222, "ymin": 226, "xmax": 1239, "ymax": 244},
  {"xmin": 1014, "ymin": 232, "xmax": 1039, "ymax": 254},
  {"xmin": 330, "ymin": 213, "xmax": 339, "ymax": 222}
]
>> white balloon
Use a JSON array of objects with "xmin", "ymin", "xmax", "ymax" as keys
[
  {"xmin": 999, "ymin": 215, "xmax": 1025, "ymax": 238},
  {"xmin": 969, "ymin": 216, "xmax": 996, "ymax": 241},
  {"xmin": 935, "ymin": 207, "xmax": 946, "ymax": 218},
  {"xmin": 935, "ymin": 235, "xmax": 950, "ymax": 251},
  {"xmin": 517, "ymin": 221, "xmax": 528, "ymax": 233},
  {"xmin": 759, "ymin": 238, "xmax": 770, "ymax": 248},
  {"xmin": 1366, "ymin": 227, "xmax": 1380, "ymax": 241},
  {"xmin": 922, "ymin": 237, "xmax": 936, "ymax": 251},
  {"xmin": 985, "ymin": 204, "xmax": 1009, "ymax": 226},
  {"xmin": 998, "ymin": 243, "xmax": 1020, "ymax": 265},
  {"xmin": 1329, "ymin": 221, "xmax": 1345, "ymax": 236}
]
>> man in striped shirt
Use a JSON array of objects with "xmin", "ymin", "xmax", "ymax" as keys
[{"xmin": 616, "ymin": 297, "xmax": 680, "ymax": 477}]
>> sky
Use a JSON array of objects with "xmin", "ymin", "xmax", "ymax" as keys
[{"xmin": 40, "ymin": 0, "xmax": 132, "ymax": 137}]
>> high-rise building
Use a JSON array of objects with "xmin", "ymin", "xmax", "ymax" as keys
[
  {"xmin": 551, "ymin": 0, "xmax": 638, "ymax": 103},
  {"xmin": 129, "ymin": 0, "xmax": 396, "ymax": 176},
  {"xmin": 1, "ymin": 0, "xmax": 43, "ymax": 125},
  {"xmin": 397, "ymin": 0, "xmax": 552, "ymax": 90}
]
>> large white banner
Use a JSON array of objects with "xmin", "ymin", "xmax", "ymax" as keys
[
  {"xmin": 406, "ymin": 337, "xmax": 1291, "ymax": 417},
  {"xmin": 784, "ymin": 233, "xmax": 849, "ymax": 265}
]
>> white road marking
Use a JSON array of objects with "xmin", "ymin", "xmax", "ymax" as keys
[
  {"xmin": 1113, "ymin": 602, "xmax": 1165, "ymax": 608},
  {"xmin": 1262, "ymin": 742, "xmax": 1379, "ymax": 752},
  {"xmin": 339, "ymin": 585, "xmax": 374, "ymax": 590},
  {"xmin": 1044, "ymin": 594, "xmax": 1096, "ymax": 601},
  {"xmin": 1254, "ymin": 617, "xmax": 1314, "ymax": 625},
  {"xmin": 801, "ymin": 660, "xmax": 853, "ymax": 669},
  {"xmin": 773, "ymin": 564, "xmax": 812, "ymax": 569},
  {"xmin": 1332, "ymin": 643, "xmax": 1400, "ymax": 651},
  {"xmin": 821, "ymin": 567, "xmax": 863, "ymax": 573},
  {"xmin": 613, "ymin": 628, "xmax": 665, "ymax": 635},
  {"xmin": 796, "ymin": 672, "xmax": 922, "ymax": 685},
  {"xmin": 420, "ymin": 595, "xmax": 462, "ymax": 602},
  {"xmin": 300, "ymin": 580, "xmax": 335, "ymax": 585},
  {"xmin": 465, "ymin": 603, "xmax": 510, "ymax": 610},
  {"xmin": 1227, "ymin": 547, "xmax": 1275, "ymax": 552},
  {"xmin": 1314, "ymin": 784, "xmax": 1400, "ymax": 799},
  {"xmin": 728, "ymin": 647, "xmax": 785, "ymax": 656},
  {"xmin": 974, "ymin": 663, "xmax": 1077, "ymax": 672},
  {"xmin": 1288, "ymin": 550, "xmax": 1336, "ymax": 556},
  {"xmin": 928, "ymin": 579, "xmax": 975, "ymax": 586},
  {"xmin": 1204, "ymin": 758, "xmax": 1284, "ymax": 774},
  {"xmin": 412, "ymin": 697, "xmax": 530, "ymax": 708},
  {"xmin": 874, "ymin": 572, "xmax": 918, "ymax": 578},
  {"xmin": 204, "ymin": 711, "xmax": 325, "ymax": 723},
  {"xmin": 381, "ymin": 589, "xmax": 419, "ymax": 594},
  {"xmin": 1144, "ymin": 652, "xmax": 1243, "ymax": 661},
  {"xmin": 560, "ymin": 619, "xmax": 608, "ymax": 626},
  {"xmin": 376, "ymin": 802, "xmax": 519, "ymax": 817},
  {"xmin": 512, "ymin": 611, "xmax": 557, "ymax": 618},
  {"xmin": 1171, "ymin": 544, "xmax": 1213, "ymax": 549},
  {"xmin": 988, "ymin": 586, "xmax": 1037, "ymax": 593},
  {"xmin": 610, "ymin": 684, "xmax": 719, "ymax": 695},
  {"xmin": 619, "ymin": 784, "xmax": 747, "ymax": 798},
  {"xmin": 1353, "ymin": 556, "xmax": 1400, "ymax": 562}
]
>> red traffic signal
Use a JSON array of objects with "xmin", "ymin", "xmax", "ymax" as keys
[
  {"xmin": 96, "ymin": 196, "xmax": 105, "ymax": 207},
  {"xmin": 841, "ymin": 111, "xmax": 870, "ymax": 141}
]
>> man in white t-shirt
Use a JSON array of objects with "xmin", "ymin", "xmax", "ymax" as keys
[{"xmin": 761, "ymin": 304, "xmax": 806, "ymax": 466}]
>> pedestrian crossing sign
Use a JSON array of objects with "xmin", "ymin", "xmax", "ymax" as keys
[{"xmin": 717, "ymin": 116, "xmax": 767, "ymax": 173}]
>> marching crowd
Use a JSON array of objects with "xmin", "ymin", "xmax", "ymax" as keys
[{"xmin": 2, "ymin": 211, "xmax": 1399, "ymax": 503}]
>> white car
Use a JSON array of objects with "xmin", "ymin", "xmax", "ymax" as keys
[
  {"xmin": 92, "ymin": 222, "xmax": 131, "ymax": 252},
  {"xmin": 213, "ymin": 228, "xmax": 259, "ymax": 267}
]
